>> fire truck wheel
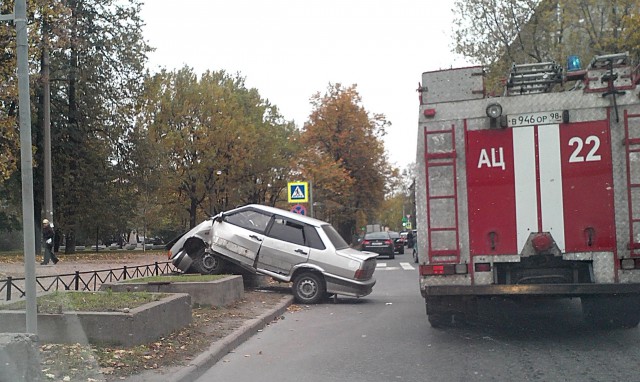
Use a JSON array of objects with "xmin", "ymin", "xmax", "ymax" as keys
[
  {"xmin": 428, "ymin": 312, "xmax": 467, "ymax": 328},
  {"xmin": 427, "ymin": 313, "xmax": 450, "ymax": 328},
  {"xmin": 426, "ymin": 298, "xmax": 471, "ymax": 328},
  {"xmin": 581, "ymin": 296, "xmax": 640, "ymax": 329}
]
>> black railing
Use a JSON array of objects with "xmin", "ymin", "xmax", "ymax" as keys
[{"xmin": 0, "ymin": 261, "xmax": 178, "ymax": 301}]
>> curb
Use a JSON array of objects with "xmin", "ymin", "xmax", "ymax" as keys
[{"xmin": 124, "ymin": 295, "xmax": 294, "ymax": 382}]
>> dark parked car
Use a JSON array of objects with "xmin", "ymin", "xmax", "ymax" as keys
[
  {"xmin": 169, "ymin": 204, "xmax": 377, "ymax": 304},
  {"xmin": 360, "ymin": 231, "xmax": 395, "ymax": 259},
  {"xmin": 388, "ymin": 231, "xmax": 404, "ymax": 254}
]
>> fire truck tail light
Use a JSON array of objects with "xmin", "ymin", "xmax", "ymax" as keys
[
  {"xmin": 621, "ymin": 259, "xmax": 634, "ymax": 270},
  {"xmin": 620, "ymin": 259, "xmax": 640, "ymax": 270},
  {"xmin": 475, "ymin": 263, "xmax": 492, "ymax": 272},
  {"xmin": 420, "ymin": 264, "xmax": 467, "ymax": 276}
]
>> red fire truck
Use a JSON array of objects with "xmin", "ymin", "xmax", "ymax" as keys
[{"xmin": 416, "ymin": 52, "xmax": 640, "ymax": 328}]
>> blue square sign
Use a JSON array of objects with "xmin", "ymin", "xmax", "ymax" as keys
[{"xmin": 288, "ymin": 182, "xmax": 308, "ymax": 203}]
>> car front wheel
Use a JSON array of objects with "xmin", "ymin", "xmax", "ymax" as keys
[
  {"xmin": 192, "ymin": 247, "xmax": 226, "ymax": 275},
  {"xmin": 292, "ymin": 272, "xmax": 326, "ymax": 304}
]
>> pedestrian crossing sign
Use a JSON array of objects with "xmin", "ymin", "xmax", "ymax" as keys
[{"xmin": 288, "ymin": 181, "xmax": 308, "ymax": 203}]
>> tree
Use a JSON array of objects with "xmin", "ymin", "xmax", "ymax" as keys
[
  {"xmin": 40, "ymin": 0, "xmax": 151, "ymax": 250},
  {"xmin": 300, "ymin": 83, "xmax": 394, "ymax": 240},
  {"xmin": 452, "ymin": 0, "xmax": 640, "ymax": 92},
  {"xmin": 138, "ymin": 67, "xmax": 298, "ymax": 229}
]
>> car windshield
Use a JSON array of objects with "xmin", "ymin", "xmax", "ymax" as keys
[
  {"xmin": 365, "ymin": 232, "xmax": 389, "ymax": 240},
  {"xmin": 321, "ymin": 224, "xmax": 349, "ymax": 250}
]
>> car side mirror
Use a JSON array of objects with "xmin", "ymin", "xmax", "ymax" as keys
[{"xmin": 215, "ymin": 213, "xmax": 225, "ymax": 223}]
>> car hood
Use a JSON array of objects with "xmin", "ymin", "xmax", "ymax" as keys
[
  {"xmin": 336, "ymin": 247, "xmax": 378, "ymax": 261},
  {"xmin": 168, "ymin": 218, "xmax": 215, "ymax": 257}
]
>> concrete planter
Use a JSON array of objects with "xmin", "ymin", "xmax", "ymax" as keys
[
  {"xmin": 100, "ymin": 275, "xmax": 244, "ymax": 307},
  {"xmin": 0, "ymin": 293, "xmax": 191, "ymax": 346}
]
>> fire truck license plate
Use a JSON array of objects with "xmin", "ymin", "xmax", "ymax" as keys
[{"xmin": 507, "ymin": 111, "xmax": 563, "ymax": 128}]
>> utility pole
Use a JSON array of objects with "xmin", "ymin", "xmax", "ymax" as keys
[
  {"xmin": 43, "ymin": 19, "xmax": 53, "ymax": 224},
  {"xmin": 9, "ymin": 0, "xmax": 38, "ymax": 334}
]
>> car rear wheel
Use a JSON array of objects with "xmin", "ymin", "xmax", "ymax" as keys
[
  {"xmin": 389, "ymin": 253, "xmax": 395, "ymax": 260},
  {"xmin": 192, "ymin": 247, "xmax": 226, "ymax": 275},
  {"xmin": 399, "ymin": 247, "xmax": 404, "ymax": 254},
  {"xmin": 292, "ymin": 272, "xmax": 326, "ymax": 304}
]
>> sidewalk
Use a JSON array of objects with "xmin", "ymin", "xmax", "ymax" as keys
[
  {"xmin": 123, "ymin": 294, "xmax": 293, "ymax": 382},
  {"xmin": 1, "ymin": 253, "xmax": 295, "ymax": 381}
]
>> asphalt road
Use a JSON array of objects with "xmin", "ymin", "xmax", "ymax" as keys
[{"xmin": 195, "ymin": 253, "xmax": 640, "ymax": 382}]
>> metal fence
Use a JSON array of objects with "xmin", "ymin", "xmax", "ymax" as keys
[{"xmin": 0, "ymin": 261, "xmax": 178, "ymax": 302}]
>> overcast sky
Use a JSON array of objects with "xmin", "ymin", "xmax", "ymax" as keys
[{"xmin": 140, "ymin": 0, "xmax": 469, "ymax": 169}]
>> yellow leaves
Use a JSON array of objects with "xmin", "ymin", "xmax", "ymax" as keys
[{"xmin": 300, "ymin": 82, "xmax": 392, "ymax": 222}]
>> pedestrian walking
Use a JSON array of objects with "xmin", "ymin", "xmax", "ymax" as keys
[
  {"xmin": 406, "ymin": 230, "xmax": 414, "ymax": 249},
  {"xmin": 41, "ymin": 219, "xmax": 59, "ymax": 265}
]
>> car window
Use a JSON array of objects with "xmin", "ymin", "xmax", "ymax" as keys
[
  {"xmin": 268, "ymin": 217, "xmax": 305, "ymax": 246},
  {"xmin": 224, "ymin": 210, "xmax": 271, "ymax": 232},
  {"xmin": 321, "ymin": 224, "xmax": 349, "ymax": 250},
  {"xmin": 304, "ymin": 226, "xmax": 325, "ymax": 250},
  {"xmin": 365, "ymin": 232, "xmax": 389, "ymax": 240}
]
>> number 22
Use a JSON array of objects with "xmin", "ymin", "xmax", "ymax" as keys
[{"xmin": 568, "ymin": 136, "xmax": 601, "ymax": 163}]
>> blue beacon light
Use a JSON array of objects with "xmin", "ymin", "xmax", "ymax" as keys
[{"xmin": 567, "ymin": 55, "xmax": 582, "ymax": 71}]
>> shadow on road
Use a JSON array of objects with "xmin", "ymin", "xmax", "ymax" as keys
[{"xmin": 443, "ymin": 297, "xmax": 634, "ymax": 341}]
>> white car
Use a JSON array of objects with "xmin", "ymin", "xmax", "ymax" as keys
[{"xmin": 169, "ymin": 204, "xmax": 377, "ymax": 304}]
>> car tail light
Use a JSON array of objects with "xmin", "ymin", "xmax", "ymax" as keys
[
  {"xmin": 354, "ymin": 268, "xmax": 370, "ymax": 280},
  {"xmin": 362, "ymin": 240, "xmax": 371, "ymax": 245},
  {"xmin": 384, "ymin": 240, "xmax": 393, "ymax": 245}
]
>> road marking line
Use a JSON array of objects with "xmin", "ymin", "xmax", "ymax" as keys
[
  {"xmin": 400, "ymin": 262, "xmax": 415, "ymax": 270},
  {"xmin": 376, "ymin": 263, "xmax": 387, "ymax": 268}
]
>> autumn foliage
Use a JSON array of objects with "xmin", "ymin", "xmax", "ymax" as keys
[{"xmin": 299, "ymin": 83, "xmax": 393, "ymax": 239}]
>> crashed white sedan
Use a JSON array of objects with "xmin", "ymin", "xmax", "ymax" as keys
[{"xmin": 168, "ymin": 204, "xmax": 377, "ymax": 304}]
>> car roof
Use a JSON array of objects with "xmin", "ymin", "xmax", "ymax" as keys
[{"xmin": 227, "ymin": 204, "xmax": 328, "ymax": 227}]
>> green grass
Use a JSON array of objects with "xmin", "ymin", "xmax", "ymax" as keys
[
  {"xmin": 123, "ymin": 274, "xmax": 229, "ymax": 283},
  {"xmin": 0, "ymin": 291, "xmax": 166, "ymax": 313}
]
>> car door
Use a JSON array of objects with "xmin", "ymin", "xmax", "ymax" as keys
[
  {"xmin": 210, "ymin": 208, "xmax": 271, "ymax": 268},
  {"xmin": 256, "ymin": 215, "xmax": 317, "ymax": 276}
]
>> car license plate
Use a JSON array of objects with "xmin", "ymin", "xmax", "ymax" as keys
[{"xmin": 372, "ymin": 242, "xmax": 382, "ymax": 246}]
